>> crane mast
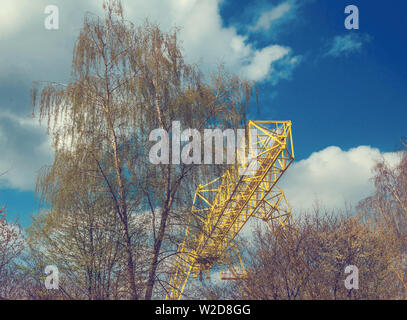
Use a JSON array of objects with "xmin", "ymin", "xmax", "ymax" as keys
[{"xmin": 166, "ymin": 120, "xmax": 295, "ymax": 300}]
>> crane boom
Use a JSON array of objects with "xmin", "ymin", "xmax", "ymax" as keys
[{"xmin": 166, "ymin": 121, "xmax": 295, "ymax": 300}]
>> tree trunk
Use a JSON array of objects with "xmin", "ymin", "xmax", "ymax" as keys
[
  {"xmin": 123, "ymin": 216, "xmax": 138, "ymax": 300},
  {"xmin": 145, "ymin": 206, "xmax": 170, "ymax": 300},
  {"xmin": 109, "ymin": 120, "xmax": 139, "ymax": 300}
]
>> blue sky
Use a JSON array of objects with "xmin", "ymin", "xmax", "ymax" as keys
[{"xmin": 0, "ymin": 0, "xmax": 406, "ymax": 226}]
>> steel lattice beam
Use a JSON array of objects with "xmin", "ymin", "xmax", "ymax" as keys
[{"xmin": 166, "ymin": 121, "xmax": 295, "ymax": 300}]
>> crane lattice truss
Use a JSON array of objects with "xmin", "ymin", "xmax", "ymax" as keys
[{"xmin": 166, "ymin": 121, "xmax": 295, "ymax": 300}]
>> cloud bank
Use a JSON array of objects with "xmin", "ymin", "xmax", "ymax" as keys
[
  {"xmin": 0, "ymin": 0, "xmax": 302, "ymax": 191},
  {"xmin": 0, "ymin": 0, "xmax": 300, "ymax": 83},
  {"xmin": 121, "ymin": 0, "xmax": 301, "ymax": 82},
  {"xmin": 280, "ymin": 146, "xmax": 401, "ymax": 213}
]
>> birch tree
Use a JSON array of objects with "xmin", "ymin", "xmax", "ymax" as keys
[{"xmin": 32, "ymin": 0, "xmax": 254, "ymax": 299}]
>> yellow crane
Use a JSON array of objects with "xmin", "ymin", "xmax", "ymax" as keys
[{"xmin": 166, "ymin": 120, "xmax": 295, "ymax": 300}]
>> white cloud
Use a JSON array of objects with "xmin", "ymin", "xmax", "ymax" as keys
[
  {"xmin": 326, "ymin": 33, "xmax": 371, "ymax": 57},
  {"xmin": 279, "ymin": 146, "xmax": 401, "ymax": 213},
  {"xmin": 241, "ymin": 45, "xmax": 289, "ymax": 82},
  {"xmin": 249, "ymin": 1, "xmax": 293, "ymax": 32},
  {"xmin": 241, "ymin": 45, "xmax": 301, "ymax": 82}
]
